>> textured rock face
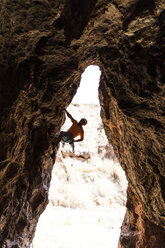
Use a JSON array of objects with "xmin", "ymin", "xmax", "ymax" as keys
[
  {"xmin": 118, "ymin": 186, "xmax": 165, "ymax": 248},
  {"xmin": 0, "ymin": 0, "xmax": 164, "ymax": 247}
]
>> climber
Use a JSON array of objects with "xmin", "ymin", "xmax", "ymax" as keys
[{"xmin": 54, "ymin": 108, "xmax": 87, "ymax": 153}]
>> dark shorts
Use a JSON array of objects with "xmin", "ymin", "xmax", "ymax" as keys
[{"xmin": 62, "ymin": 132, "xmax": 74, "ymax": 144}]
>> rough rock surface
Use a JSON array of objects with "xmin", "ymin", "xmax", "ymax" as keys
[
  {"xmin": 0, "ymin": 0, "xmax": 164, "ymax": 247},
  {"xmin": 119, "ymin": 186, "xmax": 165, "ymax": 248}
]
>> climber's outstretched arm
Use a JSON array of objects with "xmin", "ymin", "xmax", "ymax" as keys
[{"xmin": 64, "ymin": 109, "xmax": 75, "ymax": 123}]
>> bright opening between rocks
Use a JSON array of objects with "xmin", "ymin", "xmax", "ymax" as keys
[{"xmin": 32, "ymin": 65, "xmax": 128, "ymax": 248}]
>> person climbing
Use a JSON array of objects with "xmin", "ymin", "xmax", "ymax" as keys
[{"xmin": 54, "ymin": 108, "xmax": 87, "ymax": 153}]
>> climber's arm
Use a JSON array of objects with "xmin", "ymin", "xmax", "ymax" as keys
[
  {"xmin": 73, "ymin": 131, "xmax": 84, "ymax": 142},
  {"xmin": 73, "ymin": 138, "xmax": 83, "ymax": 142},
  {"xmin": 64, "ymin": 109, "xmax": 75, "ymax": 123}
]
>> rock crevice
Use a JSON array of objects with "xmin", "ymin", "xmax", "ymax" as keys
[{"xmin": 0, "ymin": 0, "xmax": 165, "ymax": 247}]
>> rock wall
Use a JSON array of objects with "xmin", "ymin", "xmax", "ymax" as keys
[
  {"xmin": 0, "ymin": 0, "xmax": 164, "ymax": 247},
  {"xmin": 118, "ymin": 186, "xmax": 165, "ymax": 248}
]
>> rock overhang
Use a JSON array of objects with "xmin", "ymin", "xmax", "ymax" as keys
[{"xmin": 0, "ymin": 0, "xmax": 165, "ymax": 247}]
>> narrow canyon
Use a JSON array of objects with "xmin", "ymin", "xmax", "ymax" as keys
[{"xmin": 0, "ymin": 0, "xmax": 164, "ymax": 247}]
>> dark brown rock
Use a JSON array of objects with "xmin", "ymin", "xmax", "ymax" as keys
[
  {"xmin": 118, "ymin": 186, "xmax": 165, "ymax": 248},
  {"xmin": 0, "ymin": 0, "xmax": 164, "ymax": 247}
]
